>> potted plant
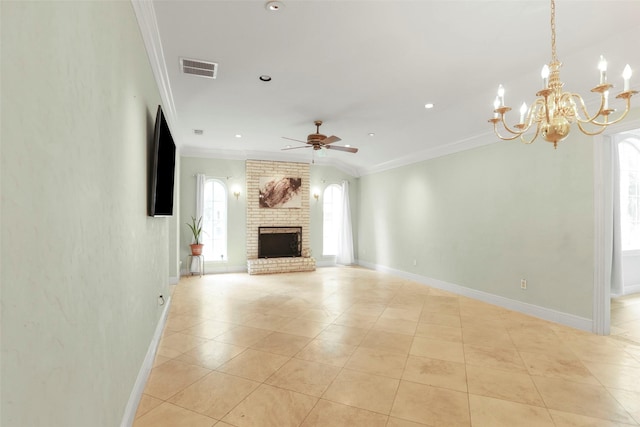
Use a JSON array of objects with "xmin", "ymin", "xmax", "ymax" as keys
[{"xmin": 186, "ymin": 216, "xmax": 204, "ymax": 256}]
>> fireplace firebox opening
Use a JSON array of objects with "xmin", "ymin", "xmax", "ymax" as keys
[{"xmin": 258, "ymin": 227, "xmax": 302, "ymax": 258}]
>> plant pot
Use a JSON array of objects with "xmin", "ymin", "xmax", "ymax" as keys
[{"xmin": 190, "ymin": 244, "xmax": 203, "ymax": 256}]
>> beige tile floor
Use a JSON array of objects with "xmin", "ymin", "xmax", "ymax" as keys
[
  {"xmin": 134, "ymin": 267, "xmax": 640, "ymax": 427},
  {"xmin": 611, "ymin": 293, "xmax": 640, "ymax": 346}
]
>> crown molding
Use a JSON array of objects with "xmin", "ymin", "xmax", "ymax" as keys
[
  {"xmin": 131, "ymin": 0, "xmax": 178, "ymax": 131},
  {"xmin": 180, "ymin": 131, "xmax": 499, "ymax": 179},
  {"xmin": 180, "ymin": 146, "xmax": 361, "ymax": 177},
  {"xmin": 359, "ymin": 131, "xmax": 498, "ymax": 176}
]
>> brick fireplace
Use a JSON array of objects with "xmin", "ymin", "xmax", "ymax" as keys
[{"xmin": 246, "ymin": 160, "xmax": 316, "ymax": 274}]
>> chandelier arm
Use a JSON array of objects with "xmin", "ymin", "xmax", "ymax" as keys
[
  {"xmin": 522, "ymin": 101, "xmax": 537, "ymax": 128},
  {"xmin": 500, "ymin": 113, "xmax": 530, "ymax": 136},
  {"xmin": 589, "ymin": 113, "xmax": 628, "ymax": 128},
  {"xmin": 590, "ymin": 97, "xmax": 633, "ymax": 127},
  {"xmin": 530, "ymin": 98, "xmax": 548, "ymax": 125},
  {"xmin": 519, "ymin": 124, "xmax": 541, "ymax": 144},
  {"xmin": 555, "ymin": 92, "xmax": 578, "ymax": 124},
  {"xmin": 570, "ymin": 93, "xmax": 605, "ymax": 124},
  {"xmin": 575, "ymin": 121, "xmax": 608, "ymax": 137},
  {"xmin": 492, "ymin": 122, "xmax": 525, "ymax": 141}
]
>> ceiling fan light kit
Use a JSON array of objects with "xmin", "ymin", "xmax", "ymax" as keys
[{"xmin": 489, "ymin": 0, "xmax": 636, "ymax": 148}]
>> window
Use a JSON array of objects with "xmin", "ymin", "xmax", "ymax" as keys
[
  {"xmin": 202, "ymin": 179, "xmax": 227, "ymax": 260},
  {"xmin": 619, "ymin": 138, "xmax": 640, "ymax": 251},
  {"xmin": 323, "ymin": 184, "xmax": 342, "ymax": 256}
]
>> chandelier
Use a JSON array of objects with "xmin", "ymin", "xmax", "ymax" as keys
[{"xmin": 489, "ymin": 0, "xmax": 637, "ymax": 148}]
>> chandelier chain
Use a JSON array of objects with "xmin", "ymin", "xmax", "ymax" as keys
[{"xmin": 550, "ymin": 0, "xmax": 557, "ymax": 62}]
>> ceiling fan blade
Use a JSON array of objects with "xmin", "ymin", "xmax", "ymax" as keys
[
  {"xmin": 322, "ymin": 135, "xmax": 341, "ymax": 145},
  {"xmin": 282, "ymin": 136, "xmax": 309, "ymax": 144},
  {"xmin": 325, "ymin": 145, "xmax": 358, "ymax": 153},
  {"xmin": 281, "ymin": 145, "xmax": 312, "ymax": 151}
]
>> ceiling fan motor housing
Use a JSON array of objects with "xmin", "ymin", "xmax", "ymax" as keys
[
  {"xmin": 307, "ymin": 133, "xmax": 326, "ymax": 143},
  {"xmin": 307, "ymin": 120, "xmax": 326, "ymax": 143}
]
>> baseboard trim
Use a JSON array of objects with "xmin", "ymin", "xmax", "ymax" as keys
[
  {"xmin": 357, "ymin": 260, "xmax": 592, "ymax": 332},
  {"xmin": 168, "ymin": 276, "xmax": 179, "ymax": 285},
  {"xmin": 120, "ymin": 295, "xmax": 172, "ymax": 427}
]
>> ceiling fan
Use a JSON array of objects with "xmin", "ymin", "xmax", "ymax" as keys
[{"xmin": 281, "ymin": 120, "xmax": 358, "ymax": 154}]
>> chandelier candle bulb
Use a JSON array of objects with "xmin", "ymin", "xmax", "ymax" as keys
[
  {"xmin": 623, "ymin": 65, "xmax": 632, "ymax": 92},
  {"xmin": 541, "ymin": 64, "xmax": 550, "ymax": 88},
  {"xmin": 493, "ymin": 97, "xmax": 500, "ymax": 118},
  {"xmin": 519, "ymin": 102, "xmax": 527, "ymax": 124},
  {"xmin": 598, "ymin": 55, "xmax": 607, "ymax": 84},
  {"xmin": 498, "ymin": 85, "xmax": 505, "ymax": 107}
]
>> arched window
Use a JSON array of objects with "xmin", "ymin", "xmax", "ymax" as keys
[
  {"xmin": 203, "ymin": 179, "xmax": 228, "ymax": 261},
  {"xmin": 323, "ymin": 184, "xmax": 342, "ymax": 256},
  {"xmin": 619, "ymin": 138, "xmax": 640, "ymax": 250}
]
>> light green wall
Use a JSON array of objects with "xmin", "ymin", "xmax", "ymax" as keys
[
  {"xmin": 309, "ymin": 165, "xmax": 360, "ymax": 263},
  {"xmin": 179, "ymin": 157, "xmax": 247, "ymax": 272},
  {"xmin": 1, "ymin": 2, "xmax": 169, "ymax": 425},
  {"xmin": 358, "ymin": 135, "xmax": 594, "ymax": 318},
  {"xmin": 169, "ymin": 160, "xmax": 181, "ymax": 280}
]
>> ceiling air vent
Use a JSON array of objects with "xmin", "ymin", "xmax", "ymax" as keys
[{"xmin": 180, "ymin": 58, "xmax": 218, "ymax": 79}]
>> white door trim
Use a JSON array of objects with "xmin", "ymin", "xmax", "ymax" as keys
[{"xmin": 593, "ymin": 118, "xmax": 640, "ymax": 335}]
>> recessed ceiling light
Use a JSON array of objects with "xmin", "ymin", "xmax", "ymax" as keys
[
  {"xmin": 345, "ymin": 144, "xmax": 351, "ymax": 147},
  {"xmin": 425, "ymin": 103, "xmax": 435, "ymax": 109},
  {"xmin": 286, "ymin": 145, "xmax": 291, "ymax": 149},
  {"xmin": 259, "ymin": 75, "xmax": 272, "ymax": 82},
  {"xmin": 265, "ymin": 1, "xmax": 284, "ymax": 11},
  {"xmin": 235, "ymin": 134, "xmax": 242, "ymax": 138},
  {"xmin": 368, "ymin": 133, "xmax": 375, "ymax": 137},
  {"xmin": 194, "ymin": 129, "xmax": 204, "ymax": 135}
]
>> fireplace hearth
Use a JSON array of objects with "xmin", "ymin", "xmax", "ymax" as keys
[{"xmin": 258, "ymin": 227, "xmax": 302, "ymax": 258}]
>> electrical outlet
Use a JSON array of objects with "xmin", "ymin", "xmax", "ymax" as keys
[
  {"xmin": 521, "ymin": 279, "xmax": 527, "ymax": 289},
  {"xmin": 412, "ymin": 259, "xmax": 417, "ymax": 266}
]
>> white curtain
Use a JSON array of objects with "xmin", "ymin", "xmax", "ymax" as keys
[
  {"xmin": 191, "ymin": 173, "xmax": 206, "ymax": 272},
  {"xmin": 336, "ymin": 180, "xmax": 354, "ymax": 265},
  {"xmin": 195, "ymin": 173, "xmax": 205, "ymax": 232}
]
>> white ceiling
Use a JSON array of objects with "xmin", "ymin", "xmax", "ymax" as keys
[{"xmin": 135, "ymin": 0, "xmax": 640, "ymax": 176}]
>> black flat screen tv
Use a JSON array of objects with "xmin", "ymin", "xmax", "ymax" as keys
[{"xmin": 149, "ymin": 105, "xmax": 176, "ymax": 216}]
